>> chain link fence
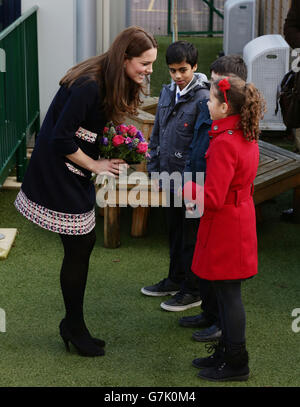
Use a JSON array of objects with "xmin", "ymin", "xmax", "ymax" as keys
[{"xmin": 127, "ymin": 0, "xmax": 224, "ymax": 36}]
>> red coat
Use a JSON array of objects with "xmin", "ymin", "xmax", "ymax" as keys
[{"xmin": 183, "ymin": 114, "xmax": 259, "ymax": 281}]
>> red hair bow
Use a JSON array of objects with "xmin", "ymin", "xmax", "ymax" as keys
[{"xmin": 218, "ymin": 77, "xmax": 231, "ymax": 105}]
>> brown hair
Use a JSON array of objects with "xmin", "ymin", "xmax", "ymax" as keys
[
  {"xmin": 210, "ymin": 55, "xmax": 248, "ymax": 81},
  {"xmin": 60, "ymin": 26, "xmax": 157, "ymax": 124},
  {"xmin": 212, "ymin": 75, "xmax": 266, "ymax": 141}
]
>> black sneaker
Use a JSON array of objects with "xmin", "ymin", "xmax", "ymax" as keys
[
  {"xmin": 179, "ymin": 313, "xmax": 211, "ymax": 328},
  {"xmin": 160, "ymin": 291, "xmax": 202, "ymax": 311},
  {"xmin": 141, "ymin": 278, "xmax": 180, "ymax": 297},
  {"xmin": 192, "ymin": 324, "xmax": 222, "ymax": 342}
]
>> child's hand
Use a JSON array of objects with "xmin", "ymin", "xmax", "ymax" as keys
[
  {"xmin": 152, "ymin": 179, "xmax": 160, "ymax": 192},
  {"xmin": 185, "ymin": 202, "xmax": 196, "ymax": 212}
]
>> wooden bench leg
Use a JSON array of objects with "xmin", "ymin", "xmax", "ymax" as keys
[
  {"xmin": 293, "ymin": 186, "xmax": 300, "ymax": 223},
  {"xmin": 131, "ymin": 207, "xmax": 150, "ymax": 237},
  {"xmin": 104, "ymin": 206, "xmax": 120, "ymax": 248}
]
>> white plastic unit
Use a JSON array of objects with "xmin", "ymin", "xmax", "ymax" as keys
[
  {"xmin": 223, "ymin": 0, "xmax": 256, "ymax": 56},
  {"xmin": 243, "ymin": 35, "xmax": 290, "ymax": 131}
]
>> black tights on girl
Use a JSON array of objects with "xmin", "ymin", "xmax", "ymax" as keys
[{"xmin": 212, "ymin": 281, "xmax": 246, "ymax": 345}]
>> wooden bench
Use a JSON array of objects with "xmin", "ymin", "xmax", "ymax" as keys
[
  {"xmin": 99, "ymin": 140, "xmax": 300, "ymax": 248},
  {"xmin": 97, "ymin": 175, "xmax": 166, "ymax": 248},
  {"xmin": 255, "ymin": 140, "xmax": 300, "ymax": 221}
]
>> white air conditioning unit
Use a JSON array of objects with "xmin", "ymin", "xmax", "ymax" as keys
[
  {"xmin": 223, "ymin": 0, "xmax": 256, "ymax": 56},
  {"xmin": 243, "ymin": 35, "xmax": 290, "ymax": 131}
]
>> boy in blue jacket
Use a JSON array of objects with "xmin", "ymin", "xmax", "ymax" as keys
[{"xmin": 141, "ymin": 41, "xmax": 210, "ymax": 310}]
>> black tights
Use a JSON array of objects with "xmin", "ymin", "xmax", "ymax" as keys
[
  {"xmin": 212, "ymin": 281, "xmax": 246, "ymax": 345},
  {"xmin": 59, "ymin": 229, "xmax": 96, "ymax": 335}
]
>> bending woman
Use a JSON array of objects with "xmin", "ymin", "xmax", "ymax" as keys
[{"xmin": 15, "ymin": 26, "xmax": 157, "ymax": 357}]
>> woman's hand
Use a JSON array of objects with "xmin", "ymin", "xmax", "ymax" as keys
[
  {"xmin": 66, "ymin": 149, "xmax": 128, "ymax": 177},
  {"xmin": 93, "ymin": 158, "xmax": 128, "ymax": 177}
]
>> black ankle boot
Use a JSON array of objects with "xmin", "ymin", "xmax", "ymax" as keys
[
  {"xmin": 192, "ymin": 341, "xmax": 225, "ymax": 369},
  {"xmin": 198, "ymin": 342, "xmax": 249, "ymax": 382},
  {"xmin": 59, "ymin": 319, "xmax": 105, "ymax": 357}
]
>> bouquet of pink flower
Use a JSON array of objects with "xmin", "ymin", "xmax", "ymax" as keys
[{"xmin": 99, "ymin": 122, "xmax": 149, "ymax": 164}]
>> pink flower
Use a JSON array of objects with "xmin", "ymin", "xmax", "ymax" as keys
[
  {"xmin": 125, "ymin": 137, "xmax": 132, "ymax": 144},
  {"xmin": 112, "ymin": 135, "xmax": 125, "ymax": 147},
  {"xmin": 127, "ymin": 125, "xmax": 138, "ymax": 136},
  {"xmin": 136, "ymin": 142, "xmax": 148, "ymax": 154},
  {"xmin": 117, "ymin": 124, "xmax": 128, "ymax": 134},
  {"xmin": 103, "ymin": 127, "xmax": 109, "ymax": 134}
]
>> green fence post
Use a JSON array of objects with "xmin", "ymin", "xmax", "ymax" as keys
[
  {"xmin": 167, "ymin": 0, "xmax": 171, "ymax": 35},
  {"xmin": 0, "ymin": 6, "xmax": 39, "ymax": 185},
  {"xmin": 209, "ymin": 0, "xmax": 214, "ymax": 37}
]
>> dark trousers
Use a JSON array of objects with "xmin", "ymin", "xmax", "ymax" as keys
[
  {"xmin": 165, "ymin": 195, "xmax": 218, "ymax": 324},
  {"xmin": 212, "ymin": 281, "xmax": 246, "ymax": 344}
]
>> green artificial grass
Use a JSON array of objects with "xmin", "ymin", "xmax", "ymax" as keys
[
  {"xmin": 0, "ymin": 187, "xmax": 300, "ymax": 388},
  {"xmin": 150, "ymin": 36, "xmax": 223, "ymax": 96}
]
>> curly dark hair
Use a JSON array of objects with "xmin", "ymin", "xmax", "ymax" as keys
[{"xmin": 211, "ymin": 75, "xmax": 266, "ymax": 141}]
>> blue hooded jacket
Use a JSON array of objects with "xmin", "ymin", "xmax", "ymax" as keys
[
  {"xmin": 147, "ymin": 73, "xmax": 210, "ymax": 177},
  {"xmin": 183, "ymin": 97, "xmax": 212, "ymax": 182}
]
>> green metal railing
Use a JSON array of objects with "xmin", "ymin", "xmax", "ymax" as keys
[
  {"xmin": 168, "ymin": 0, "xmax": 224, "ymax": 36},
  {"xmin": 0, "ymin": 6, "xmax": 39, "ymax": 188}
]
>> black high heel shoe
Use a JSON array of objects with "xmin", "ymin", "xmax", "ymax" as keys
[
  {"xmin": 92, "ymin": 337, "xmax": 106, "ymax": 348},
  {"xmin": 59, "ymin": 319, "xmax": 105, "ymax": 357}
]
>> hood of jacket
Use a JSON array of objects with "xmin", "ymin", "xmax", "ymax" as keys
[{"xmin": 167, "ymin": 72, "xmax": 209, "ymax": 93}]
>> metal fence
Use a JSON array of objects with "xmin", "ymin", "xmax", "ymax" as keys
[
  {"xmin": 0, "ymin": 6, "xmax": 39, "ymax": 187},
  {"xmin": 128, "ymin": 0, "xmax": 224, "ymax": 36}
]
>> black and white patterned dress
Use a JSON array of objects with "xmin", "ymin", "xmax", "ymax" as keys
[{"xmin": 15, "ymin": 77, "xmax": 106, "ymax": 235}]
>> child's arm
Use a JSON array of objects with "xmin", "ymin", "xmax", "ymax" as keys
[
  {"xmin": 147, "ymin": 96, "xmax": 162, "ymax": 174},
  {"xmin": 183, "ymin": 137, "xmax": 237, "ymax": 211},
  {"xmin": 183, "ymin": 99, "xmax": 211, "ymax": 181}
]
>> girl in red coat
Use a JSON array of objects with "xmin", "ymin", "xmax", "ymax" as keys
[{"xmin": 183, "ymin": 75, "xmax": 265, "ymax": 381}]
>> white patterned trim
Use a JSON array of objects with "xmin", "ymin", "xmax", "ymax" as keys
[
  {"xmin": 65, "ymin": 162, "xmax": 86, "ymax": 177},
  {"xmin": 75, "ymin": 127, "xmax": 97, "ymax": 144},
  {"xmin": 14, "ymin": 189, "xmax": 95, "ymax": 235}
]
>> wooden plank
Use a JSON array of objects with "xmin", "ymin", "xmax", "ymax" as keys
[
  {"xmin": 131, "ymin": 207, "xmax": 150, "ymax": 237},
  {"xmin": 255, "ymin": 161, "xmax": 300, "ymax": 189},
  {"xmin": 258, "ymin": 153, "xmax": 276, "ymax": 166},
  {"xmin": 256, "ymin": 156, "xmax": 292, "ymax": 176},
  {"xmin": 2, "ymin": 176, "xmax": 22, "ymax": 190},
  {"xmin": 254, "ymin": 173, "xmax": 300, "ymax": 204},
  {"xmin": 140, "ymin": 96, "xmax": 158, "ymax": 115},
  {"xmin": 103, "ymin": 207, "xmax": 120, "ymax": 249},
  {"xmin": 0, "ymin": 228, "xmax": 17, "ymax": 260},
  {"xmin": 259, "ymin": 140, "xmax": 300, "ymax": 161},
  {"xmin": 256, "ymin": 159, "xmax": 297, "ymax": 179}
]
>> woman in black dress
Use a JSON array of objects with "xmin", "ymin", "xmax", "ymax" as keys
[{"xmin": 15, "ymin": 26, "xmax": 157, "ymax": 357}]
